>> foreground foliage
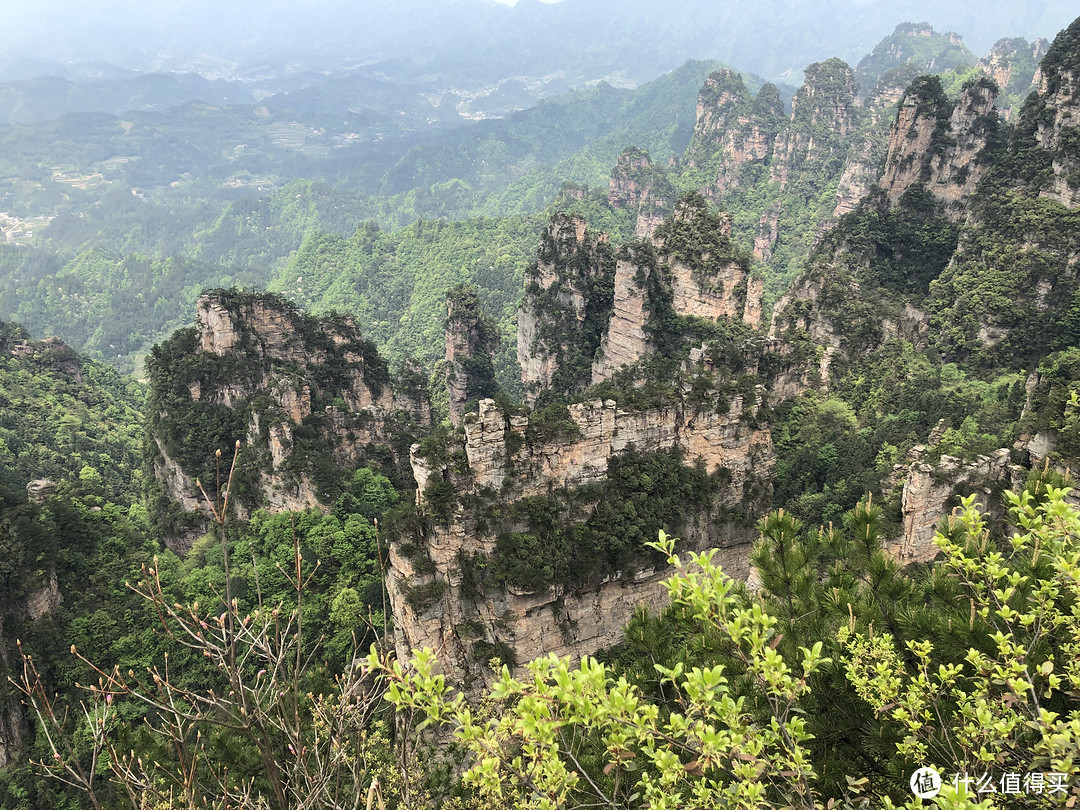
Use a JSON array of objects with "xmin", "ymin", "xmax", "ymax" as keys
[{"xmin": 371, "ymin": 484, "xmax": 1080, "ymax": 809}]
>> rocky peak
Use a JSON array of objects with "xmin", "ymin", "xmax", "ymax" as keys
[
  {"xmin": 770, "ymin": 58, "xmax": 859, "ymax": 188},
  {"xmin": 692, "ymin": 68, "xmax": 750, "ymax": 137},
  {"xmin": 609, "ymin": 148, "xmax": 675, "ymax": 238},
  {"xmin": 445, "ymin": 284, "xmax": 498, "ymax": 426},
  {"xmin": 879, "ymin": 75, "xmax": 1000, "ymax": 218},
  {"xmin": 593, "ymin": 194, "xmax": 762, "ymax": 383},
  {"xmin": 517, "ymin": 215, "xmax": 615, "ymax": 403},
  {"xmin": 1019, "ymin": 17, "xmax": 1080, "ymax": 208},
  {"xmin": 831, "ymin": 65, "xmax": 925, "ymax": 220},
  {"xmin": 978, "ymin": 37, "xmax": 1047, "ymax": 100},
  {"xmin": 149, "ymin": 290, "xmax": 427, "ymax": 550},
  {"xmin": 687, "ymin": 71, "xmax": 784, "ymax": 197},
  {"xmin": 855, "ymin": 22, "xmax": 976, "ymax": 95}
]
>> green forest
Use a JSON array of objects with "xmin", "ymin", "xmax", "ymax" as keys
[{"xmin": 0, "ymin": 7, "xmax": 1079, "ymax": 810}]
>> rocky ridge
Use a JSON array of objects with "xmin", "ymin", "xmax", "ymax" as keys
[
  {"xmin": 392, "ymin": 393, "xmax": 774, "ymax": 688},
  {"xmin": 517, "ymin": 215, "xmax": 615, "ymax": 403},
  {"xmin": 879, "ymin": 76, "xmax": 1000, "ymax": 217},
  {"xmin": 389, "ymin": 195, "xmax": 803, "ymax": 687},
  {"xmin": 608, "ymin": 148, "xmax": 676, "ymax": 238}
]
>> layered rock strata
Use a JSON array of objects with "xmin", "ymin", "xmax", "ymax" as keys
[
  {"xmin": 686, "ymin": 70, "xmax": 784, "ymax": 197},
  {"xmin": 887, "ymin": 448, "xmax": 1025, "ymax": 564},
  {"xmin": 392, "ymin": 395, "xmax": 774, "ymax": 688}
]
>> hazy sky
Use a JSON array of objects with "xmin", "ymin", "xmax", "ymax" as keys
[{"xmin": 1, "ymin": 0, "xmax": 1075, "ymax": 87}]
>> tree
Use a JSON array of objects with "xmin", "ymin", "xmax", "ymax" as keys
[
  {"xmin": 369, "ymin": 530, "xmax": 831, "ymax": 810},
  {"xmin": 15, "ymin": 446, "xmax": 401, "ymax": 810}
]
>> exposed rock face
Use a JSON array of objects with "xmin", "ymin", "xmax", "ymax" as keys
[
  {"xmin": 608, "ymin": 148, "xmax": 675, "ymax": 238},
  {"xmin": 518, "ymin": 215, "xmax": 615, "ymax": 403},
  {"xmin": 0, "ymin": 693, "xmax": 26, "ymax": 770},
  {"xmin": 1030, "ymin": 24, "xmax": 1080, "ymax": 209},
  {"xmin": 753, "ymin": 208, "xmax": 781, "ymax": 262},
  {"xmin": 390, "ymin": 395, "xmax": 774, "ymax": 688},
  {"xmin": 395, "ymin": 196, "xmax": 809, "ymax": 689},
  {"xmin": 593, "ymin": 197, "xmax": 760, "ymax": 385},
  {"xmin": 833, "ymin": 69, "xmax": 919, "ymax": 218},
  {"xmin": 888, "ymin": 449, "xmax": 1023, "ymax": 564},
  {"xmin": 26, "ymin": 568, "xmax": 63, "ymax": 621},
  {"xmin": 149, "ymin": 291, "xmax": 429, "ymax": 550},
  {"xmin": 26, "ymin": 479, "xmax": 57, "ymax": 504},
  {"xmin": 686, "ymin": 71, "xmax": 784, "ymax": 197},
  {"xmin": 977, "ymin": 37, "xmax": 1048, "ymax": 100},
  {"xmin": 445, "ymin": 285, "xmax": 498, "ymax": 426},
  {"xmin": 591, "ymin": 254, "xmax": 651, "ymax": 383},
  {"xmin": 879, "ymin": 77, "xmax": 1000, "ymax": 217},
  {"xmin": 770, "ymin": 59, "xmax": 859, "ymax": 189}
]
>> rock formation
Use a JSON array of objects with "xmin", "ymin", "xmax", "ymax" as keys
[
  {"xmin": 878, "ymin": 76, "xmax": 1000, "ymax": 217},
  {"xmin": 769, "ymin": 59, "xmax": 859, "ymax": 189},
  {"xmin": 975, "ymin": 36, "xmax": 1049, "ymax": 118},
  {"xmin": 833, "ymin": 65, "xmax": 923, "ymax": 219},
  {"xmin": 593, "ymin": 195, "xmax": 762, "ymax": 384},
  {"xmin": 445, "ymin": 284, "xmax": 499, "ymax": 425},
  {"xmin": 854, "ymin": 23, "xmax": 975, "ymax": 95},
  {"xmin": 517, "ymin": 215, "xmax": 615, "ymax": 403},
  {"xmin": 390, "ymin": 195, "xmax": 813, "ymax": 688},
  {"xmin": 686, "ymin": 71, "xmax": 783, "ymax": 197},
  {"xmin": 391, "ymin": 394, "xmax": 774, "ymax": 688},
  {"xmin": 887, "ymin": 448, "xmax": 1025, "ymax": 565},
  {"xmin": 148, "ymin": 290, "xmax": 429, "ymax": 551},
  {"xmin": 1028, "ymin": 19, "xmax": 1080, "ymax": 209},
  {"xmin": 590, "ymin": 249, "xmax": 651, "ymax": 383},
  {"xmin": 608, "ymin": 147, "xmax": 676, "ymax": 238}
]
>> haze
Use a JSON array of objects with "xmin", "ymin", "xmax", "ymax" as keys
[{"xmin": 3, "ymin": 0, "xmax": 1076, "ymax": 88}]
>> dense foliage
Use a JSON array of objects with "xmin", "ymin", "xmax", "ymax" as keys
[{"xmin": 0, "ymin": 321, "xmax": 143, "ymax": 500}]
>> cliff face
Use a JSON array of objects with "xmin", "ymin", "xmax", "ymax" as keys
[
  {"xmin": 517, "ymin": 215, "xmax": 615, "ymax": 403},
  {"xmin": 592, "ymin": 196, "xmax": 762, "ymax": 384},
  {"xmin": 686, "ymin": 71, "xmax": 783, "ymax": 197},
  {"xmin": 833, "ymin": 66, "xmax": 923, "ymax": 218},
  {"xmin": 608, "ymin": 148, "xmax": 676, "ymax": 238},
  {"xmin": 392, "ymin": 394, "xmax": 774, "ymax": 688},
  {"xmin": 148, "ymin": 290, "xmax": 429, "ymax": 550},
  {"xmin": 976, "ymin": 36, "xmax": 1049, "ymax": 118},
  {"xmin": 445, "ymin": 285, "xmax": 499, "ymax": 425},
  {"xmin": 1030, "ymin": 25, "xmax": 1080, "ymax": 209},
  {"xmin": 879, "ymin": 77, "xmax": 1000, "ymax": 217},
  {"xmin": 886, "ymin": 448, "xmax": 1025, "ymax": 564},
  {"xmin": 390, "ymin": 194, "xmax": 814, "ymax": 688},
  {"xmin": 769, "ymin": 59, "xmax": 859, "ymax": 189},
  {"xmin": 591, "ymin": 251, "xmax": 651, "ymax": 384}
]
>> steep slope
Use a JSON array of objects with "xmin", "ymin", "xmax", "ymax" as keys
[
  {"xmin": 764, "ymin": 14, "xmax": 1080, "ymax": 539},
  {"xmin": 0, "ymin": 320, "xmax": 143, "ymax": 500},
  {"xmin": 690, "ymin": 57, "xmax": 862, "ymax": 289},
  {"xmin": 146, "ymin": 290, "xmax": 429, "ymax": 549}
]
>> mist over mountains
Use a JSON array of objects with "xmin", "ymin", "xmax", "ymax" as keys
[{"xmin": 6, "ymin": 0, "xmax": 1077, "ymax": 89}]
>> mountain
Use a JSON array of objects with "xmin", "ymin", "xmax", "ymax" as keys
[
  {"xmin": 145, "ymin": 290, "xmax": 430, "ymax": 549},
  {"xmin": 376, "ymin": 12, "xmax": 1080, "ymax": 689}
]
